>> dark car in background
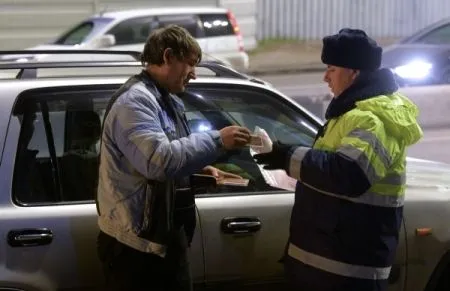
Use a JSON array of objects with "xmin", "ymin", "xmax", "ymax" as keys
[{"xmin": 382, "ymin": 17, "xmax": 450, "ymax": 86}]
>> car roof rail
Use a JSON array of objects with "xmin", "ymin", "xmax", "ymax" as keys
[
  {"xmin": 0, "ymin": 49, "xmax": 256, "ymax": 82},
  {"xmin": 0, "ymin": 49, "xmax": 141, "ymax": 61},
  {"xmin": 196, "ymin": 61, "xmax": 272, "ymax": 86},
  {"xmin": 196, "ymin": 61, "xmax": 248, "ymax": 80},
  {"xmin": 0, "ymin": 49, "xmax": 142, "ymax": 79}
]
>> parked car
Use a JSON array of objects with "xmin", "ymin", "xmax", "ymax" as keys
[
  {"xmin": 13, "ymin": 7, "xmax": 249, "ymax": 70},
  {"xmin": 0, "ymin": 50, "xmax": 450, "ymax": 291},
  {"xmin": 382, "ymin": 17, "xmax": 450, "ymax": 86}
]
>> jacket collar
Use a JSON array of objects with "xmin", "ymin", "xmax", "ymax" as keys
[
  {"xmin": 139, "ymin": 70, "xmax": 185, "ymax": 112},
  {"xmin": 325, "ymin": 68, "xmax": 398, "ymax": 120}
]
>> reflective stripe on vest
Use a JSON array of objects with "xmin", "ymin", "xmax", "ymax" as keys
[
  {"xmin": 302, "ymin": 181, "xmax": 404, "ymax": 208},
  {"xmin": 337, "ymin": 129, "xmax": 393, "ymax": 184},
  {"xmin": 379, "ymin": 173, "xmax": 406, "ymax": 185},
  {"xmin": 289, "ymin": 146, "xmax": 310, "ymax": 180},
  {"xmin": 287, "ymin": 243, "xmax": 392, "ymax": 280},
  {"xmin": 347, "ymin": 129, "xmax": 392, "ymax": 168},
  {"xmin": 337, "ymin": 145, "xmax": 381, "ymax": 184}
]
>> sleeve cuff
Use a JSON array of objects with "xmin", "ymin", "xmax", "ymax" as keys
[
  {"xmin": 288, "ymin": 146, "xmax": 310, "ymax": 180},
  {"xmin": 207, "ymin": 130, "xmax": 224, "ymax": 149}
]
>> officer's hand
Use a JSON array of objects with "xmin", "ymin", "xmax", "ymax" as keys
[
  {"xmin": 253, "ymin": 141, "xmax": 294, "ymax": 170},
  {"xmin": 219, "ymin": 126, "xmax": 251, "ymax": 150}
]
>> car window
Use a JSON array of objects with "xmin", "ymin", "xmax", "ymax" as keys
[
  {"xmin": 106, "ymin": 17, "xmax": 157, "ymax": 45},
  {"xmin": 54, "ymin": 18, "xmax": 114, "ymax": 45},
  {"xmin": 416, "ymin": 24, "xmax": 450, "ymax": 44},
  {"xmin": 199, "ymin": 13, "xmax": 234, "ymax": 37},
  {"xmin": 11, "ymin": 83, "xmax": 318, "ymax": 204},
  {"xmin": 157, "ymin": 14, "xmax": 203, "ymax": 37},
  {"xmin": 182, "ymin": 85, "xmax": 317, "ymax": 194},
  {"xmin": 27, "ymin": 111, "xmax": 65, "ymax": 158},
  {"xmin": 12, "ymin": 90, "xmax": 111, "ymax": 205}
]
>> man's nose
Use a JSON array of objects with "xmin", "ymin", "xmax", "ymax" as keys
[{"xmin": 189, "ymin": 71, "xmax": 196, "ymax": 80}]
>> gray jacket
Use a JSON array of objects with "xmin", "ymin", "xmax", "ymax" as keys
[{"xmin": 97, "ymin": 73, "xmax": 223, "ymax": 257}]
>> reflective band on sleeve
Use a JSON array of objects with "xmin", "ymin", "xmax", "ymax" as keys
[
  {"xmin": 347, "ymin": 129, "xmax": 392, "ymax": 168},
  {"xmin": 287, "ymin": 243, "xmax": 392, "ymax": 280},
  {"xmin": 302, "ymin": 181, "xmax": 404, "ymax": 207},
  {"xmin": 337, "ymin": 145, "xmax": 380, "ymax": 184},
  {"xmin": 379, "ymin": 173, "xmax": 406, "ymax": 185},
  {"xmin": 289, "ymin": 146, "xmax": 310, "ymax": 180}
]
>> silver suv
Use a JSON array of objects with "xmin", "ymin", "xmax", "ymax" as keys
[
  {"xmin": 23, "ymin": 7, "xmax": 250, "ymax": 71},
  {"xmin": 0, "ymin": 50, "xmax": 450, "ymax": 291}
]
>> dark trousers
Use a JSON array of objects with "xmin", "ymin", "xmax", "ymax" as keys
[{"xmin": 97, "ymin": 230, "xmax": 192, "ymax": 291}]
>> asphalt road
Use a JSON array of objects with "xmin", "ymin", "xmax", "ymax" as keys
[
  {"xmin": 407, "ymin": 128, "xmax": 450, "ymax": 164},
  {"xmin": 261, "ymin": 72, "xmax": 450, "ymax": 165}
]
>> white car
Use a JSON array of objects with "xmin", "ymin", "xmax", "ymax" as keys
[
  {"xmin": 0, "ymin": 50, "xmax": 450, "ymax": 291},
  {"xmin": 24, "ymin": 7, "xmax": 250, "ymax": 70}
]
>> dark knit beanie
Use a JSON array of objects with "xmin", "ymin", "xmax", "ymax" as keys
[{"xmin": 321, "ymin": 28, "xmax": 382, "ymax": 71}]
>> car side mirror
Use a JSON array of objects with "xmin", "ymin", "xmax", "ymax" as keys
[
  {"xmin": 90, "ymin": 34, "xmax": 116, "ymax": 48},
  {"xmin": 190, "ymin": 174, "xmax": 217, "ymax": 195}
]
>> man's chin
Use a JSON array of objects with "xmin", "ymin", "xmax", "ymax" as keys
[{"xmin": 169, "ymin": 86, "xmax": 185, "ymax": 94}]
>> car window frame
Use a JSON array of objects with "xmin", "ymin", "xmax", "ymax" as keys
[
  {"xmin": 186, "ymin": 82, "xmax": 321, "ymax": 136},
  {"xmin": 53, "ymin": 17, "xmax": 115, "ymax": 45},
  {"xmin": 105, "ymin": 16, "xmax": 157, "ymax": 46},
  {"xmin": 413, "ymin": 23, "xmax": 450, "ymax": 44},
  {"xmin": 12, "ymin": 85, "xmax": 117, "ymax": 207},
  {"xmin": 184, "ymin": 82, "xmax": 321, "ymax": 198},
  {"xmin": 11, "ymin": 81, "xmax": 322, "ymax": 205}
]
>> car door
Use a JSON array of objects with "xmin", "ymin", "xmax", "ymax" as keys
[
  {"xmin": 0, "ymin": 84, "xmax": 208, "ymax": 291},
  {"xmin": 181, "ymin": 84, "xmax": 319, "ymax": 290},
  {"xmin": 0, "ymin": 87, "xmax": 106, "ymax": 291}
]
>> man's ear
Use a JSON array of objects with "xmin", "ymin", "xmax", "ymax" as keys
[{"xmin": 163, "ymin": 48, "xmax": 174, "ymax": 65}]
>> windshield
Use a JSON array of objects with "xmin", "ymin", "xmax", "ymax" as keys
[{"xmin": 53, "ymin": 17, "xmax": 114, "ymax": 45}]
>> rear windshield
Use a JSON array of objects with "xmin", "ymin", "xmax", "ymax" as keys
[
  {"xmin": 199, "ymin": 14, "xmax": 234, "ymax": 37},
  {"xmin": 53, "ymin": 17, "xmax": 114, "ymax": 45}
]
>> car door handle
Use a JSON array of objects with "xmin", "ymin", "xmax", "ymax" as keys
[
  {"xmin": 7, "ymin": 228, "xmax": 53, "ymax": 247},
  {"xmin": 221, "ymin": 217, "xmax": 262, "ymax": 234}
]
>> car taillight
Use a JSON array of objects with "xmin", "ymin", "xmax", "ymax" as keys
[{"xmin": 227, "ymin": 10, "xmax": 244, "ymax": 52}]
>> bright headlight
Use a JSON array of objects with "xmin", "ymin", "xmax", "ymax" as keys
[{"xmin": 393, "ymin": 60, "xmax": 432, "ymax": 79}]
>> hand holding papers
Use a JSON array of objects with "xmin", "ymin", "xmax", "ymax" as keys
[{"xmin": 250, "ymin": 126, "xmax": 296, "ymax": 192}]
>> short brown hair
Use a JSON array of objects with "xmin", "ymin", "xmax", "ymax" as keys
[{"xmin": 140, "ymin": 24, "xmax": 202, "ymax": 66}]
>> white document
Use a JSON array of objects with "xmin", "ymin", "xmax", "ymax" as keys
[{"xmin": 250, "ymin": 126, "xmax": 297, "ymax": 192}]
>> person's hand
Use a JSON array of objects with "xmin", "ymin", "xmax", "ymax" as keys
[
  {"xmin": 219, "ymin": 126, "xmax": 251, "ymax": 150},
  {"xmin": 253, "ymin": 141, "xmax": 294, "ymax": 170},
  {"xmin": 202, "ymin": 165, "xmax": 243, "ymax": 180}
]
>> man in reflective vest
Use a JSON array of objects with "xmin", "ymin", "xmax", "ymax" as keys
[{"xmin": 254, "ymin": 28, "xmax": 423, "ymax": 291}]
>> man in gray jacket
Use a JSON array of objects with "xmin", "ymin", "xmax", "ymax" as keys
[{"xmin": 96, "ymin": 25, "xmax": 251, "ymax": 291}]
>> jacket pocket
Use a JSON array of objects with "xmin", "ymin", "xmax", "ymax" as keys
[
  {"xmin": 140, "ymin": 182, "xmax": 155, "ymax": 233},
  {"xmin": 137, "ymin": 181, "xmax": 172, "ymax": 245}
]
